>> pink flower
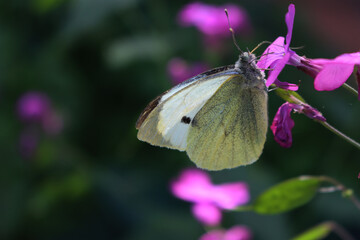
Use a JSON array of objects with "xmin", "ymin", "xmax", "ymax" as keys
[
  {"xmin": 167, "ymin": 58, "xmax": 208, "ymax": 85},
  {"xmin": 271, "ymin": 102, "xmax": 326, "ymax": 148},
  {"xmin": 17, "ymin": 91, "xmax": 63, "ymax": 136},
  {"xmin": 17, "ymin": 91, "xmax": 64, "ymax": 159},
  {"xmin": 257, "ymin": 4, "xmax": 360, "ymax": 97},
  {"xmin": 257, "ymin": 4, "xmax": 298, "ymax": 90},
  {"xmin": 199, "ymin": 225, "xmax": 252, "ymax": 240},
  {"xmin": 17, "ymin": 92, "xmax": 51, "ymax": 122},
  {"xmin": 171, "ymin": 168, "xmax": 249, "ymax": 226},
  {"xmin": 178, "ymin": 2, "xmax": 251, "ymax": 37}
]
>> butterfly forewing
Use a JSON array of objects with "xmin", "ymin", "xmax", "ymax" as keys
[{"xmin": 137, "ymin": 73, "xmax": 233, "ymax": 150}]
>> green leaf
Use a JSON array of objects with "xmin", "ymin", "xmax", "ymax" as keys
[
  {"xmin": 291, "ymin": 223, "xmax": 332, "ymax": 240},
  {"xmin": 253, "ymin": 176, "xmax": 320, "ymax": 214}
]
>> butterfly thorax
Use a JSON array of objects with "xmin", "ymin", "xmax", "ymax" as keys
[{"xmin": 234, "ymin": 52, "xmax": 265, "ymax": 88}]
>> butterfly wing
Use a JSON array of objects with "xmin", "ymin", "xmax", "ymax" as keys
[
  {"xmin": 136, "ymin": 71, "xmax": 234, "ymax": 151},
  {"xmin": 186, "ymin": 75, "xmax": 268, "ymax": 170}
]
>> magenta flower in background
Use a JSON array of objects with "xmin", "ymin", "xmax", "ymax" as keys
[
  {"xmin": 199, "ymin": 225, "xmax": 252, "ymax": 240},
  {"xmin": 167, "ymin": 58, "xmax": 208, "ymax": 85},
  {"xmin": 17, "ymin": 91, "xmax": 64, "ymax": 159},
  {"xmin": 192, "ymin": 203, "xmax": 222, "ymax": 226},
  {"xmin": 178, "ymin": 2, "xmax": 251, "ymax": 37},
  {"xmin": 17, "ymin": 92, "xmax": 51, "ymax": 122},
  {"xmin": 271, "ymin": 102, "xmax": 326, "ymax": 148},
  {"xmin": 17, "ymin": 91, "xmax": 63, "ymax": 136},
  {"xmin": 171, "ymin": 168, "xmax": 249, "ymax": 226}
]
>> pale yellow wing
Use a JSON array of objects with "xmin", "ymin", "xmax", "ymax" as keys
[{"xmin": 186, "ymin": 75, "xmax": 268, "ymax": 170}]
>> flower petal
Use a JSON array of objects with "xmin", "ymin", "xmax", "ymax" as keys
[
  {"xmin": 224, "ymin": 225, "xmax": 252, "ymax": 240},
  {"xmin": 170, "ymin": 168, "xmax": 213, "ymax": 203},
  {"xmin": 314, "ymin": 63, "xmax": 354, "ymax": 91},
  {"xmin": 270, "ymin": 103, "xmax": 295, "ymax": 148},
  {"xmin": 311, "ymin": 52, "xmax": 360, "ymax": 65},
  {"xmin": 211, "ymin": 183, "xmax": 250, "ymax": 209},
  {"xmin": 257, "ymin": 37, "xmax": 285, "ymax": 70},
  {"xmin": 285, "ymin": 4, "xmax": 295, "ymax": 50},
  {"xmin": 199, "ymin": 225, "xmax": 252, "ymax": 240},
  {"xmin": 274, "ymin": 79, "xmax": 299, "ymax": 91},
  {"xmin": 356, "ymin": 66, "xmax": 360, "ymax": 100},
  {"xmin": 177, "ymin": 3, "xmax": 250, "ymax": 37},
  {"xmin": 199, "ymin": 229, "xmax": 224, "ymax": 240},
  {"xmin": 299, "ymin": 104, "xmax": 326, "ymax": 122},
  {"xmin": 167, "ymin": 58, "xmax": 208, "ymax": 84},
  {"xmin": 192, "ymin": 203, "xmax": 222, "ymax": 226},
  {"xmin": 171, "ymin": 169, "xmax": 250, "ymax": 209},
  {"xmin": 265, "ymin": 51, "xmax": 292, "ymax": 87}
]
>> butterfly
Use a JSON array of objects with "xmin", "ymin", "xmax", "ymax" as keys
[{"xmin": 136, "ymin": 52, "xmax": 268, "ymax": 171}]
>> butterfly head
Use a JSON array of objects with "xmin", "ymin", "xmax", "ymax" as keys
[
  {"xmin": 235, "ymin": 52, "xmax": 256, "ymax": 68},
  {"xmin": 235, "ymin": 52, "xmax": 265, "ymax": 84}
]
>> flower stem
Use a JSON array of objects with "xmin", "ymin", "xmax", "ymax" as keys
[
  {"xmin": 328, "ymin": 222, "xmax": 356, "ymax": 240},
  {"xmin": 317, "ymin": 176, "xmax": 360, "ymax": 211},
  {"xmin": 319, "ymin": 121, "xmax": 360, "ymax": 150},
  {"xmin": 291, "ymin": 221, "xmax": 356, "ymax": 240},
  {"xmin": 342, "ymin": 83, "xmax": 358, "ymax": 97}
]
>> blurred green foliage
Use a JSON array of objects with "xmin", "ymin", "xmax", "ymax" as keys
[{"xmin": 0, "ymin": 0, "xmax": 359, "ymax": 239}]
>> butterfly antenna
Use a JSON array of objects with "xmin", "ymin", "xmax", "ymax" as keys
[
  {"xmin": 225, "ymin": 9, "xmax": 243, "ymax": 53},
  {"xmin": 250, "ymin": 41, "xmax": 273, "ymax": 54},
  {"xmin": 291, "ymin": 45, "xmax": 305, "ymax": 50},
  {"xmin": 256, "ymin": 51, "xmax": 275, "ymax": 60}
]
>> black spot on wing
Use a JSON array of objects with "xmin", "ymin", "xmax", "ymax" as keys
[{"xmin": 181, "ymin": 116, "xmax": 191, "ymax": 124}]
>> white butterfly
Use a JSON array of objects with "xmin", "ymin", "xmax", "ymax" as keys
[{"xmin": 136, "ymin": 52, "xmax": 268, "ymax": 171}]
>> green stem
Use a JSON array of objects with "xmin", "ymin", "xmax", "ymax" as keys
[
  {"xmin": 319, "ymin": 121, "xmax": 360, "ymax": 150},
  {"xmin": 317, "ymin": 176, "xmax": 360, "ymax": 211},
  {"xmin": 342, "ymin": 83, "xmax": 358, "ymax": 97},
  {"xmin": 328, "ymin": 222, "xmax": 356, "ymax": 240},
  {"xmin": 291, "ymin": 221, "xmax": 356, "ymax": 240}
]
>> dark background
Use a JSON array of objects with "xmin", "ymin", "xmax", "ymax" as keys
[{"xmin": 0, "ymin": 0, "xmax": 359, "ymax": 239}]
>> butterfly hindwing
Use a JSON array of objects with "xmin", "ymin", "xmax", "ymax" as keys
[{"xmin": 186, "ymin": 75, "xmax": 268, "ymax": 170}]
